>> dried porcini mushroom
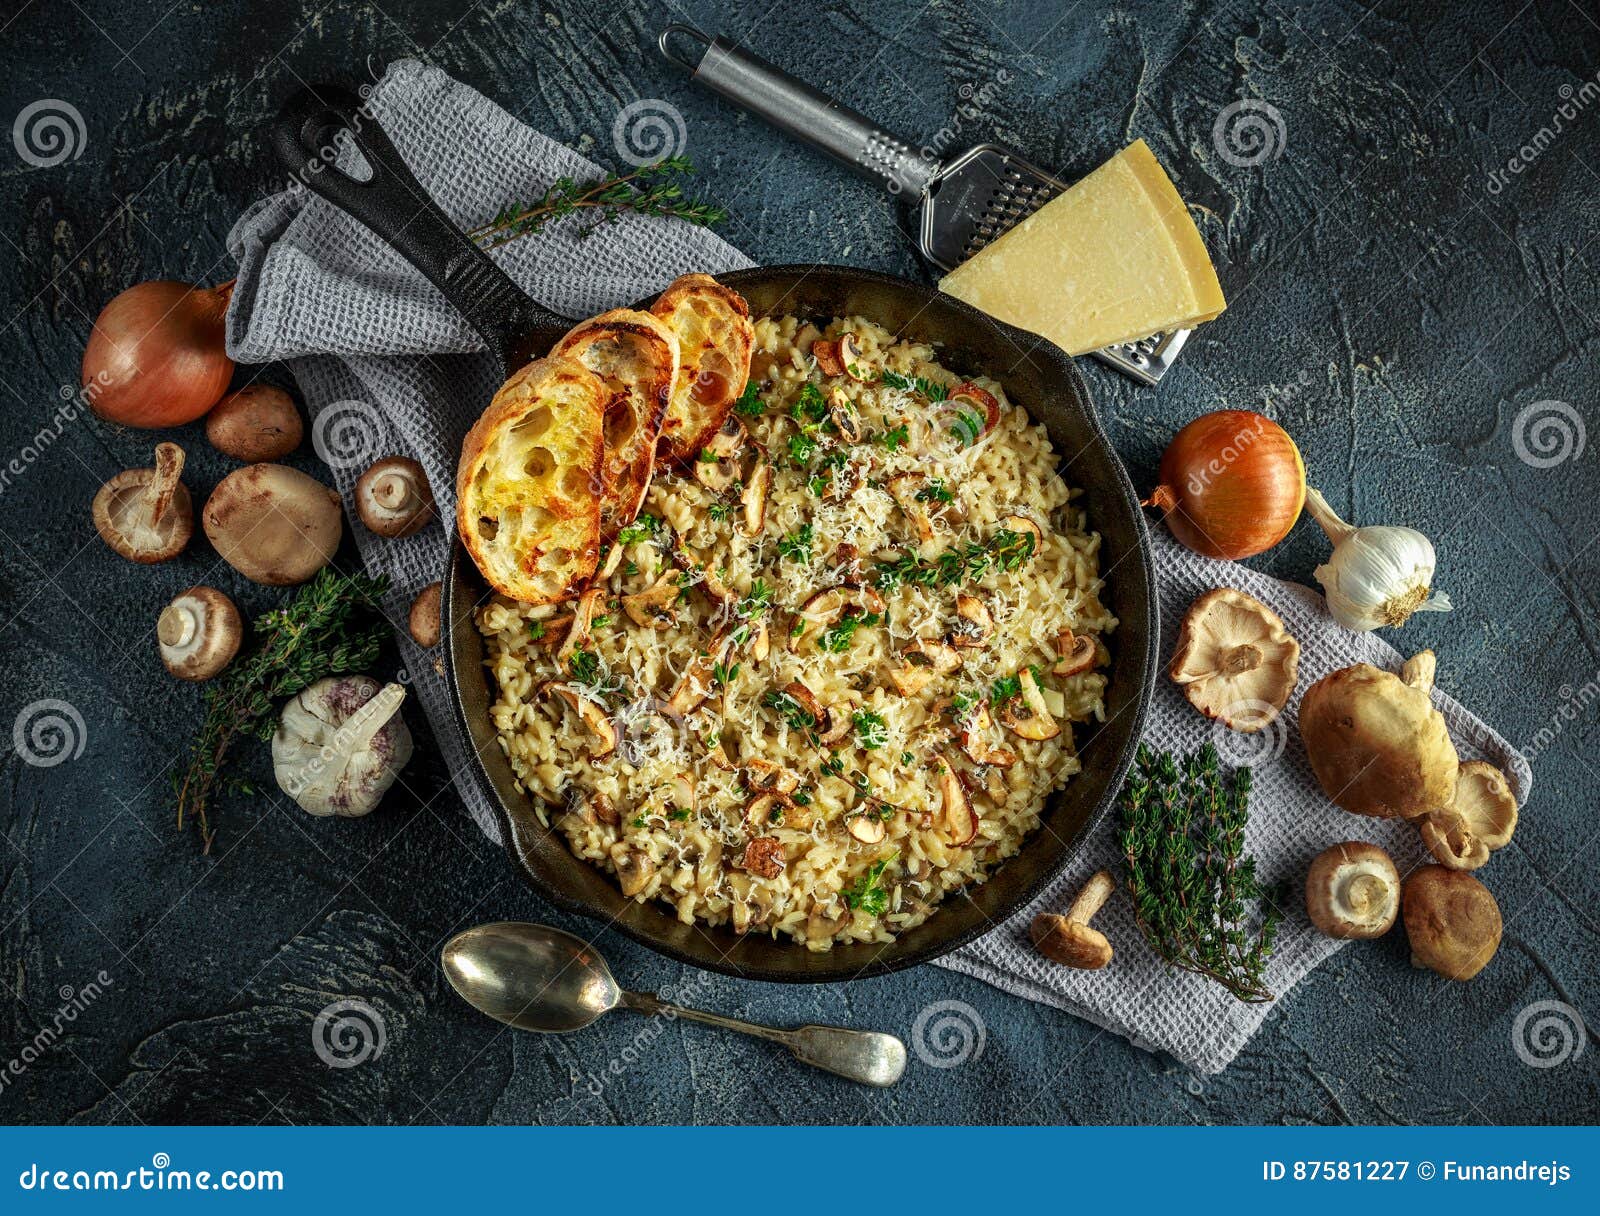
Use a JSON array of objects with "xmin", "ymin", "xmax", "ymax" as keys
[
  {"xmin": 355, "ymin": 456, "xmax": 435, "ymax": 539},
  {"xmin": 1304, "ymin": 841, "xmax": 1400, "ymax": 939},
  {"xmin": 541, "ymin": 681, "xmax": 618, "ymax": 759},
  {"xmin": 271, "ymin": 676, "xmax": 414, "ymax": 817},
  {"xmin": 780, "ymin": 681, "xmax": 848, "ymax": 745},
  {"xmin": 157, "ymin": 586, "xmax": 242, "ymax": 681},
  {"xmin": 622, "ymin": 573, "xmax": 681, "ymax": 629},
  {"xmin": 1299, "ymin": 649, "xmax": 1459, "ymax": 818},
  {"xmin": 203, "ymin": 463, "xmax": 342, "ymax": 585},
  {"xmin": 1051, "ymin": 629, "xmax": 1096, "ymax": 677},
  {"xmin": 792, "ymin": 583, "xmax": 884, "ymax": 653},
  {"xmin": 408, "ymin": 582, "xmax": 442, "ymax": 648},
  {"xmin": 557, "ymin": 587, "xmax": 607, "ymax": 664},
  {"xmin": 1402, "ymin": 866, "xmax": 1502, "ymax": 980},
  {"xmin": 888, "ymin": 637, "xmax": 963, "ymax": 696},
  {"xmin": 1169, "ymin": 588, "xmax": 1300, "ymax": 732},
  {"xmin": 743, "ymin": 756, "xmax": 801, "ymax": 796},
  {"xmin": 827, "ymin": 386, "xmax": 862, "ymax": 443},
  {"xmin": 1031, "ymin": 870, "xmax": 1115, "ymax": 969},
  {"xmin": 999, "ymin": 667, "xmax": 1060, "ymax": 741},
  {"xmin": 205, "ymin": 385, "xmax": 302, "ymax": 462},
  {"xmin": 93, "ymin": 442, "xmax": 193, "ymax": 563},
  {"xmin": 1419, "ymin": 761, "xmax": 1518, "ymax": 871}
]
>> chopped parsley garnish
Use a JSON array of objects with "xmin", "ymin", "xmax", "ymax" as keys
[
  {"xmin": 733, "ymin": 380, "xmax": 764, "ymax": 417},
  {"xmin": 900, "ymin": 751, "xmax": 915, "ymax": 765},
  {"xmin": 624, "ymin": 561, "xmax": 639, "ymax": 576},
  {"xmin": 762, "ymin": 688, "xmax": 816, "ymax": 731},
  {"xmin": 667, "ymin": 808, "xmax": 692, "ymax": 822},
  {"xmin": 527, "ymin": 621, "xmax": 547, "ymax": 641},
  {"xmin": 872, "ymin": 528, "xmax": 1036, "ymax": 591},
  {"xmin": 615, "ymin": 514, "xmax": 661, "ymax": 546},
  {"xmin": 777, "ymin": 524, "xmax": 815, "ymax": 564},
  {"xmin": 990, "ymin": 673, "xmax": 1022, "ymax": 704},
  {"xmin": 844, "ymin": 856, "xmax": 894, "ymax": 917},
  {"xmin": 698, "ymin": 449, "xmax": 721, "ymax": 463},
  {"xmin": 708, "ymin": 501, "xmax": 732, "ymax": 521},
  {"xmin": 875, "ymin": 419, "xmax": 910, "ymax": 451},
  {"xmin": 791, "ymin": 383, "xmax": 827, "ymax": 423},
  {"xmin": 631, "ymin": 815, "xmax": 647, "ymax": 828},
  {"xmin": 788, "ymin": 432, "xmax": 819, "ymax": 468},
  {"xmin": 818, "ymin": 610, "xmax": 881, "ymax": 653},
  {"xmin": 568, "ymin": 649, "xmax": 599, "ymax": 683},
  {"xmin": 852, "ymin": 710, "xmax": 889, "ymax": 750},
  {"xmin": 916, "ymin": 478, "xmax": 954, "ymax": 505},
  {"xmin": 592, "ymin": 614, "xmax": 611, "ymax": 628},
  {"xmin": 807, "ymin": 474, "xmax": 829, "ymax": 496},
  {"xmin": 878, "ymin": 370, "xmax": 948, "ymax": 401}
]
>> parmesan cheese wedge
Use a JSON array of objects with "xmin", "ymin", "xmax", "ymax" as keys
[{"xmin": 938, "ymin": 140, "xmax": 1225, "ymax": 356}]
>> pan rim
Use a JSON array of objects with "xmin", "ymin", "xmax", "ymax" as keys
[{"xmin": 441, "ymin": 263, "xmax": 1157, "ymax": 983}]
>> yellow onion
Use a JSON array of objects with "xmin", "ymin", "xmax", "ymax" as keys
[{"xmin": 82, "ymin": 280, "xmax": 235, "ymax": 428}]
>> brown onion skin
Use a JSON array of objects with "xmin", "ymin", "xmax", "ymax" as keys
[
  {"xmin": 1146, "ymin": 410, "xmax": 1306, "ymax": 560},
  {"xmin": 82, "ymin": 281, "xmax": 234, "ymax": 428}
]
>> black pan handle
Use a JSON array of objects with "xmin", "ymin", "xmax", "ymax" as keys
[{"xmin": 269, "ymin": 83, "xmax": 565, "ymax": 375}]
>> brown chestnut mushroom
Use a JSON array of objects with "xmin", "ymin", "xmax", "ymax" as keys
[
  {"xmin": 1305, "ymin": 841, "xmax": 1400, "ymax": 939},
  {"xmin": 950, "ymin": 382, "xmax": 1002, "ymax": 436},
  {"xmin": 203, "ymin": 463, "xmax": 342, "ymax": 586},
  {"xmin": 948, "ymin": 594, "xmax": 994, "ymax": 650},
  {"xmin": 1052, "ymin": 628, "xmax": 1096, "ymax": 677},
  {"xmin": 1419, "ymin": 761, "xmax": 1518, "ymax": 871},
  {"xmin": 693, "ymin": 416, "xmax": 745, "ymax": 493},
  {"xmin": 1299, "ymin": 650, "xmax": 1460, "ymax": 818},
  {"xmin": 612, "ymin": 845, "xmax": 655, "ymax": 897},
  {"xmin": 845, "ymin": 811, "xmax": 887, "ymax": 844},
  {"xmin": 557, "ymin": 587, "xmax": 607, "ymax": 665},
  {"xmin": 956, "ymin": 701, "xmax": 1018, "ymax": 768},
  {"xmin": 935, "ymin": 751, "xmax": 979, "ymax": 846},
  {"xmin": 888, "ymin": 638, "xmax": 963, "ymax": 696},
  {"xmin": 92, "ymin": 442, "xmax": 193, "ymax": 564},
  {"xmin": 205, "ymin": 385, "xmax": 303, "ymax": 462},
  {"xmin": 740, "ymin": 457, "xmax": 772, "ymax": 537},
  {"xmin": 355, "ymin": 456, "xmax": 435, "ymax": 539},
  {"xmin": 157, "ymin": 586, "xmax": 242, "ymax": 681},
  {"xmin": 812, "ymin": 332, "xmax": 867, "ymax": 379},
  {"xmin": 1030, "ymin": 870, "xmax": 1115, "ymax": 969},
  {"xmin": 1169, "ymin": 588, "xmax": 1300, "ymax": 732},
  {"xmin": 1402, "ymin": 866, "xmax": 1502, "ymax": 980},
  {"xmin": 998, "ymin": 667, "xmax": 1060, "ymax": 741},
  {"xmin": 622, "ymin": 573, "xmax": 681, "ymax": 630},
  {"xmin": 827, "ymin": 386, "xmax": 862, "ymax": 443},
  {"xmin": 408, "ymin": 582, "xmax": 442, "ymax": 648}
]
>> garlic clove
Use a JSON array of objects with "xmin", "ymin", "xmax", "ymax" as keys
[{"xmin": 1304, "ymin": 488, "xmax": 1451, "ymax": 632}]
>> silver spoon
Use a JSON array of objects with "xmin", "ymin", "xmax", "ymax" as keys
[{"xmin": 441, "ymin": 921, "xmax": 906, "ymax": 1087}]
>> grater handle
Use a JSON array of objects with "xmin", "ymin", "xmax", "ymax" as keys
[{"xmin": 659, "ymin": 25, "xmax": 936, "ymax": 198}]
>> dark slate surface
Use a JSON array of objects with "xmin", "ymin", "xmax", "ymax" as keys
[{"xmin": 2, "ymin": 0, "xmax": 1596, "ymax": 1125}]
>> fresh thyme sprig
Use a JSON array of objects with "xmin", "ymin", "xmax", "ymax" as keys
[
  {"xmin": 470, "ymin": 156, "xmax": 727, "ymax": 249},
  {"xmin": 172, "ymin": 568, "xmax": 391, "ymax": 853},
  {"xmin": 1116, "ymin": 743, "xmax": 1284, "ymax": 1002}
]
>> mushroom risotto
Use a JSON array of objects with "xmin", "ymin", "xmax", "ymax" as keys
[{"xmin": 476, "ymin": 314, "xmax": 1116, "ymax": 949}]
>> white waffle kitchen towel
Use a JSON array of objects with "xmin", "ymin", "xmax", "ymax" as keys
[{"xmin": 226, "ymin": 60, "xmax": 1532, "ymax": 1076}]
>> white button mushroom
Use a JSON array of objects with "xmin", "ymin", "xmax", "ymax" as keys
[
  {"xmin": 355, "ymin": 456, "xmax": 435, "ymax": 538},
  {"xmin": 157, "ymin": 586, "xmax": 243, "ymax": 681},
  {"xmin": 272, "ymin": 676, "xmax": 413, "ymax": 817},
  {"xmin": 203, "ymin": 463, "xmax": 343, "ymax": 585}
]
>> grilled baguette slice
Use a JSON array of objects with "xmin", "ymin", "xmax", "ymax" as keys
[
  {"xmin": 551, "ymin": 309, "xmax": 679, "ymax": 541},
  {"xmin": 650, "ymin": 273, "xmax": 754, "ymax": 464},
  {"xmin": 456, "ymin": 356, "xmax": 606, "ymax": 605}
]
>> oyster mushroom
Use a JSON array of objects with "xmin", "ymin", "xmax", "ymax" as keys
[
  {"xmin": 612, "ymin": 845, "xmax": 655, "ymax": 897},
  {"xmin": 408, "ymin": 582, "xmax": 442, "ymax": 648},
  {"xmin": 1169, "ymin": 588, "xmax": 1300, "ymax": 732},
  {"xmin": 1051, "ymin": 629, "xmax": 1096, "ymax": 677},
  {"xmin": 205, "ymin": 385, "xmax": 302, "ymax": 462},
  {"xmin": 1402, "ymin": 866, "xmax": 1502, "ymax": 980},
  {"xmin": 92, "ymin": 442, "xmax": 193, "ymax": 564},
  {"xmin": 355, "ymin": 456, "xmax": 435, "ymax": 539},
  {"xmin": 935, "ymin": 752, "xmax": 979, "ymax": 846},
  {"xmin": 999, "ymin": 667, "xmax": 1060, "ymax": 741},
  {"xmin": 888, "ymin": 638, "xmax": 963, "ymax": 696},
  {"xmin": 956, "ymin": 701, "xmax": 1017, "ymax": 768},
  {"xmin": 541, "ymin": 681, "xmax": 618, "ymax": 759},
  {"xmin": 1419, "ymin": 761, "xmax": 1518, "ymax": 870},
  {"xmin": 1300, "ymin": 650, "xmax": 1460, "ymax": 818},
  {"xmin": 203, "ymin": 463, "xmax": 342, "ymax": 585},
  {"xmin": 271, "ymin": 676, "xmax": 413, "ymax": 817},
  {"xmin": 827, "ymin": 386, "xmax": 862, "ymax": 443},
  {"xmin": 660, "ymin": 632, "xmax": 734, "ymax": 717},
  {"xmin": 157, "ymin": 586, "xmax": 242, "ymax": 681},
  {"xmin": 1030, "ymin": 870, "xmax": 1115, "ymax": 969},
  {"xmin": 1305, "ymin": 841, "xmax": 1400, "ymax": 939},
  {"xmin": 948, "ymin": 594, "xmax": 994, "ymax": 650},
  {"xmin": 622, "ymin": 573, "xmax": 681, "ymax": 629},
  {"xmin": 693, "ymin": 415, "xmax": 745, "ymax": 492}
]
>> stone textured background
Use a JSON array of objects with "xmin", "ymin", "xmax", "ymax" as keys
[{"xmin": 1, "ymin": 0, "xmax": 1596, "ymax": 1123}]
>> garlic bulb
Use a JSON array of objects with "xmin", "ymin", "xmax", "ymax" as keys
[
  {"xmin": 272, "ymin": 676, "xmax": 413, "ymax": 817},
  {"xmin": 1303, "ymin": 488, "xmax": 1451, "ymax": 632}
]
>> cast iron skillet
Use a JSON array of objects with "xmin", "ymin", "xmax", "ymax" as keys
[{"xmin": 271, "ymin": 85, "xmax": 1157, "ymax": 982}]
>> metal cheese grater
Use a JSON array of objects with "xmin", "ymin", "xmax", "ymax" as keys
[{"xmin": 659, "ymin": 26, "xmax": 1191, "ymax": 386}]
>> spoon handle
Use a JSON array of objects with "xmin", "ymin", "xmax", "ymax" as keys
[{"xmin": 622, "ymin": 991, "xmax": 907, "ymax": 1086}]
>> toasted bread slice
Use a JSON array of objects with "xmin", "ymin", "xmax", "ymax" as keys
[
  {"xmin": 551, "ymin": 309, "xmax": 679, "ymax": 541},
  {"xmin": 457, "ymin": 356, "xmax": 606, "ymax": 605},
  {"xmin": 650, "ymin": 273, "xmax": 754, "ymax": 464}
]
